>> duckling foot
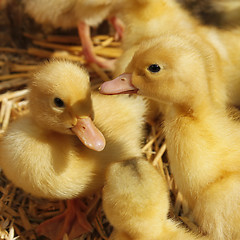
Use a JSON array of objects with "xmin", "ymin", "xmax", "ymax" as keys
[
  {"xmin": 86, "ymin": 57, "xmax": 116, "ymax": 71},
  {"xmin": 36, "ymin": 199, "xmax": 92, "ymax": 240},
  {"xmin": 108, "ymin": 16, "xmax": 124, "ymax": 41},
  {"xmin": 77, "ymin": 21, "xmax": 116, "ymax": 71}
]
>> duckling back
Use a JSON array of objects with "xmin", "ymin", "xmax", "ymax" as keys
[{"xmin": 23, "ymin": 0, "xmax": 113, "ymax": 28}]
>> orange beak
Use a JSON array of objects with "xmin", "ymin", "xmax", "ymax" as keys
[
  {"xmin": 99, "ymin": 73, "xmax": 138, "ymax": 95},
  {"xmin": 71, "ymin": 116, "xmax": 106, "ymax": 151}
]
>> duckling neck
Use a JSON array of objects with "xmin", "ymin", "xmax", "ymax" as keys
[{"xmin": 163, "ymin": 101, "xmax": 234, "ymax": 206}]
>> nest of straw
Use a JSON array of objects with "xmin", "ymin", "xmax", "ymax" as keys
[{"xmin": 0, "ymin": 4, "xmax": 199, "ymax": 240}]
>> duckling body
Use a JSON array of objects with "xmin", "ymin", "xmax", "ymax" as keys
[
  {"xmin": 0, "ymin": 60, "xmax": 146, "ymax": 239},
  {"xmin": 24, "ymin": 0, "xmax": 112, "ymax": 29},
  {"xmin": 103, "ymin": 158, "xmax": 209, "ymax": 240},
  {"xmin": 200, "ymin": 27, "xmax": 240, "ymax": 106},
  {"xmin": 162, "ymin": 82, "xmax": 240, "ymax": 240},
  {"xmin": 100, "ymin": 35, "xmax": 240, "ymax": 239},
  {"xmin": 1, "ymin": 92, "xmax": 144, "ymax": 198},
  {"xmin": 23, "ymin": 0, "xmax": 123, "ymax": 69}
]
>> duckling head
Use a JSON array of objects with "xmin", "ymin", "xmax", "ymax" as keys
[
  {"xmin": 100, "ymin": 34, "xmax": 225, "ymax": 108},
  {"xmin": 29, "ymin": 60, "xmax": 105, "ymax": 151}
]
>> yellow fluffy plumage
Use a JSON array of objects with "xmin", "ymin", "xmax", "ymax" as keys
[
  {"xmin": 103, "ymin": 158, "xmax": 209, "ymax": 240},
  {"xmin": 23, "ymin": 0, "xmax": 123, "ymax": 69},
  {"xmin": 114, "ymin": 0, "xmax": 240, "ymax": 108},
  {"xmin": 0, "ymin": 59, "xmax": 146, "ymax": 239},
  {"xmin": 100, "ymin": 35, "xmax": 240, "ymax": 239},
  {"xmin": 0, "ymin": 59, "xmax": 146, "ymax": 198}
]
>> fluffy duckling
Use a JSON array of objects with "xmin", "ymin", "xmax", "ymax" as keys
[
  {"xmin": 114, "ymin": 0, "xmax": 240, "ymax": 108},
  {"xmin": 23, "ymin": 0, "xmax": 124, "ymax": 69},
  {"xmin": 114, "ymin": 0, "xmax": 196, "ymax": 75},
  {"xmin": 103, "ymin": 158, "xmax": 209, "ymax": 240},
  {"xmin": 100, "ymin": 35, "xmax": 240, "ymax": 239},
  {"xmin": 0, "ymin": 60, "xmax": 146, "ymax": 240}
]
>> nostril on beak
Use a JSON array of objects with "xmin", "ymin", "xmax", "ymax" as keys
[{"xmin": 121, "ymin": 78, "xmax": 126, "ymax": 81}]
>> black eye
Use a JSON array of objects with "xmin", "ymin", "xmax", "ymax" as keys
[
  {"xmin": 147, "ymin": 64, "xmax": 161, "ymax": 73},
  {"xmin": 54, "ymin": 97, "xmax": 65, "ymax": 108}
]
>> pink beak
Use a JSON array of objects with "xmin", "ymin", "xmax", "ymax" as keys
[
  {"xmin": 99, "ymin": 73, "xmax": 138, "ymax": 95},
  {"xmin": 71, "ymin": 116, "xmax": 106, "ymax": 152}
]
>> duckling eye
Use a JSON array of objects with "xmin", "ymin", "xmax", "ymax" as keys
[
  {"xmin": 54, "ymin": 98, "xmax": 65, "ymax": 108},
  {"xmin": 147, "ymin": 64, "xmax": 161, "ymax": 73}
]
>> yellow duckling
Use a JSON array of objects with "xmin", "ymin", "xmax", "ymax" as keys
[
  {"xmin": 103, "ymin": 158, "xmax": 209, "ymax": 240},
  {"xmin": 100, "ymin": 35, "xmax": 240, "ymax": 239},
  {"xmin": 114, "ymin": 0, "xmax": 196, "ymax": 75},
  {"xmin": 23, "ymin": 0, "xmax": 124, "ymax": 69},
  {"xmin": 114, "ymin": 0, "xmax": 240, "ymax": 108},
  {"xmin": 0, "ymin": 60, "xmax": 146, "ymax": 240}
]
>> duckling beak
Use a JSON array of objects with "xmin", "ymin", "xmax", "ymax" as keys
[
  {"xmin": 71, "ymin": 116, "xmax": 106, "ymax": 151},
  {"xmin": 99, "ymin": 73, "xmax": 138, "ymax": 95}
]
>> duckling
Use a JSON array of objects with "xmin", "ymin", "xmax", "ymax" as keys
[
  {"xmin": 103, "ymin": 158, "xmax": 209, "ymax": 240},
  {"xmin": 0, "ymin": 60, "xmax": 146, "ymax": 240},
  {"xmin": 100, "ymin": 35, "xmax": 240, "ymax": 239},
  {"xmin": 23, "ymin": 0, "xmax": 124, "ymax": 69},
  {"xmin": 114, "ymin": 0, "xmax": 197, "ymax": 76},
  {"xmin": 114, "ymin": 0, "xmax": 240, "ymax": 108}
]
